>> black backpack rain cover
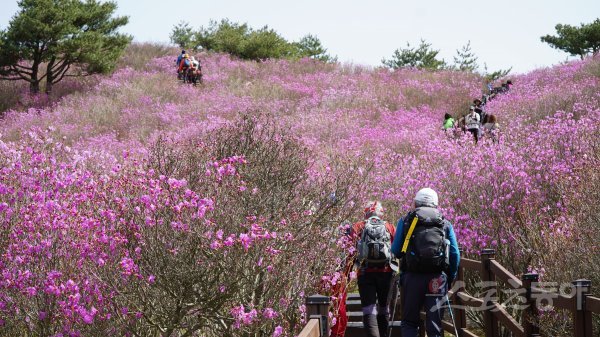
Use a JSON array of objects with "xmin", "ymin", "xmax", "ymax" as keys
[{"xmin": 402, "ymin": 207, "xmax": 450, "ymax": 273}]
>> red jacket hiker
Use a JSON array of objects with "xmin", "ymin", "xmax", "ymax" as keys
[{"xmin": 331, "ymin": 201, "xmax": 395, "ymax": 337}]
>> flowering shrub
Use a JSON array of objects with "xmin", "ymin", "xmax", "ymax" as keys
[
  {"xmin": 1, "ymin": 51, "xmax": 599, "ymax": 336},
  {"xmin": 0, "ymin": 116, "xmax": 365, "ymax": 336}
]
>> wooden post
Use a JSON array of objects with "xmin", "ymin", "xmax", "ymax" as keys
[
  {"xmin": 306, "ymin": 294, "xmax": 330, "ymax": 337},
  {"xmin": 572, "ymin": 279, "xmax": 592, "ymax": 337},
  {"xmin": 522, "ymin": 273, "xmax": 540, "ymax": 337},
  {"xmin": 480, "ymin": 249, "xmax": 499, "ymax": 337},
  {"xmin": 454, "ymin": 251, "xmax": 467, "ymax": 336}
]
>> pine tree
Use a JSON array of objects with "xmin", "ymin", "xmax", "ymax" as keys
[
  {"xmin": 453, "ymin": 41, "xmax": 478, "ymax": 72},
  {"xmin": 0, "ymin": 0, "xmax": 131, "ymax": 94},
  {"xmin": 541, "ymin": 18, "xmax": 600, "ymax": 59},
  {"xmin": 382, "ymin": 40, "xmax": 446, "ymax": 70},
  {"xmin": 294, "ymin": 34, "xmax": 336, "ymax": 62}
]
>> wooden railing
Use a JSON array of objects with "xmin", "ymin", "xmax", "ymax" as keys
[
  {"xmin": 299, "ymin": 248, "xmax": 600, "ymax": 337},
  {"xmin": 434, "ymin": 249, "xmax": 600, "ymax": 337},
  {"xmin": 298, "ymin": 318, "xmax": 322, "ymax": 337},
  {"xmin": 298, "ymin": 294, "xmax": 331, "ymax": 337}
]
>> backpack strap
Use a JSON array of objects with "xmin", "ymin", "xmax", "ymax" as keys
[{"xmin": 401, "ymin": 215, "xmax": 419, "ymax": 253}]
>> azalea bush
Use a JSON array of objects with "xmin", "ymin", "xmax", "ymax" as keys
[
  {"xmin": 104, "ymin": 115, "xmax": 367, "ymax": 337},
  {"xmin": 1, "ymin": 50, "xmax": 599, "ymax": 336},
  {"xmin": 0, "ymin": 115, "xmax": 367, "ymax": 336}
]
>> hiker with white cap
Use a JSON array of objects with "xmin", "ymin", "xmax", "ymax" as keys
[
  {"xmin": 390, "ymin": 188, "xmax": 460, "ymax": 337},
  {"xmin": 465, "ymin": 106, "xmax": 481, "ymax": 144}
]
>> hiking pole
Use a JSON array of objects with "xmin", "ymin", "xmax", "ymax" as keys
[
  {"xmin": 387, "ymin": 260, "xmax": 400, "ymax": 337},
  {"xmin": 445, "ymin": 294, "xmax": 460, "ymax": 337},
  {"xmin": 388, "ymin": 276, "xmax": 400, "ymax": 337}
]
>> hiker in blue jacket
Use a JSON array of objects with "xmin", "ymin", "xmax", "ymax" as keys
[
  {"xmin": 175, "ymin": 50, "xmax": 186, "ymax": 79},
  {"xmin": 391, "ymin": 188, "xmax": 460, "ymax": 337},
  {"xmin": 176, "ymin": 50, "xmax": 186, "ymax": 67}
]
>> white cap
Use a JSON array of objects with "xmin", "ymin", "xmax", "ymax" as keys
[{"xmin": 415, "ymin": 188, "xmax": 438, "ymax": 208}]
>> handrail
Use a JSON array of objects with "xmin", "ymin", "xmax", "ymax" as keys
[
  {"xmin": 460, "ymin": 328, "xmax": 482, "ymax": 337},
  {"xmin": 329, "ymin": 248, "xmax": 599, "ymax": 337},
  {"xmin": 489, "ymin": 260, "xmax": 522, "ymax": 289},
  {"xmin": 451, "ymin": 290, "xmax": 484, "ymax": 308},
  {"xmin": 453, "ymin": 250, "xmax": 598, "ymax": 337},
  {"xmin": 530, "ymin": 286, "xmax": 576, "ymax": 310},
  {"xmin": 441, "ymin": 319, "xmax": 455, "ymax": 332},
  {"xmin": 297, "ymin": 318, "xmax": 320, "ymax": 337},
  {"xmin": 440, "ymin": 319, "xmax": 481, "ymax": 337},
  {"xmin": 586, "ymin": 296, "xmax": 600, "ymax": 313},
  {"xmin": 460, "ymin": 257, "xmax": 482, "ymax": 273}
]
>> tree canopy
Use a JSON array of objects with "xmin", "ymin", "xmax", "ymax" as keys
[
  {"xmin": 0, "ymin": 0, "xmax": 131, "ymax": 94},
  {"xmin": 170, "ymin": 19, "xmax": 336, "ymax": 62},
  {"xmin": 541, "ymin": 18, "xmax": 600, "ymax": 59},
  {"xmin": 294, "ymin": 34, "xmax": 336, "ymax": 63},
  {"xmin": 382, "ymin": 40, "xmax": 447, "ymax": 70},
  {"xmin": 453, "ymin": 41, "xmax": 478, "ymax": 72},
  {"xmin": 383, "ymin": 39, "xmax": 512, "ymax": 82}
]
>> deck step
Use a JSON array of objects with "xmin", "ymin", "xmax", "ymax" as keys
[
  {"xmin": 347, "ymin": 293, "xmax": 360, "ymax": 301},
  {"xmin": 346, "ymin": 311, "xmax": 362, "ymax": 322},
  {"xmin": 346, "ymin": 299, "xmax": 362, "ymax": 311},
  {"xmin": 344, "ymin": 292, "xmax": 403, "ymax": 334},
  {"xmin": 345, "ymin": 321, "xmax": 403, "ymax": 337}
]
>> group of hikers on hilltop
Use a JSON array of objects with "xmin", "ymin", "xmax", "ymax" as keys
[
  {"xmin": 442, "ymin": 80, "xmax": 512, "ymax": 144},
  {"xmin": 330, "ymin": 188, "xmax": 460, "ymax": 337},
  {"xmin": 175, "ymin": 49, "xmax": 202, "ymax": 85},
  {"xmin": 330, "ymin": 83, "xmax": 511, "ymax": 336}
]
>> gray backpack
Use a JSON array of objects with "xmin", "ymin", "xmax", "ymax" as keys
[{"xmin": 357, "ymin": 216, "xmax": 392, "ymax": 267}]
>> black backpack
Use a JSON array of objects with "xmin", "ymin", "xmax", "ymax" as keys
[{"xmin": 401, "ymin": 207, "xmax": 449, "ymax": 273}]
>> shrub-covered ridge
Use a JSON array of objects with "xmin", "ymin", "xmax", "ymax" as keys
[{"xmin": 1, "ymin": 53, "xmax": 599, "ymax": 336}]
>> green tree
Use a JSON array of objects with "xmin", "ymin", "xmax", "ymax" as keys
[
  {"xmin": 206, "ymin": 19, "xmax": 249, "ymax": 57},
  {"xmin": 0, "ymin": 0, "xmax": 131, "ymax": 94},
  {"xmin": 170, "ymin": 19, "xmax": 334, "ymax": 62},
  {"xmin": 482, "ymin": 63, "xmax": 512, "ymax": 82},
  {"xmin": 170, "ymin": 21, "xmax": 195, "ymax": 50},
  {"xmin": 241, "ymin": 26, "xmax": 294, "ymax": 60},
  {"xmin": 453, "ymin": 41, "xmax": 478, "ymax": 72},
  {"xmin": 294, "ymin": 34, "xmax": 336, "ymax": 62},
  {"xmin": 382, "ymin": 39, "xmax": 446, "ymax": 70},
  {"xmin": 541, "ymin": 19, "xmax": 600, "ymax": 59}
]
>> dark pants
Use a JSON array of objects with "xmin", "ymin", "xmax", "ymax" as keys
[
  {"xmin": 400, "ymin": 272, "xmax": 447, "ymax": 337},
  {"xmin": 468, "ymin": 128, "xmax": 479, "ymax": 143},
  {"xmin": 468, "ymin": 129, "xmax": 479, "ymax": 144},
  {"xmin": 358, "ymin": 272, "xmax": 394, "ymax": 337}
]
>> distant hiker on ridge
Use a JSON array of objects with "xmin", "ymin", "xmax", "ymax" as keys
[
  {"xmin": 473, "ymin": 99, "xmax": 485, "ymax": 120},
  {"xmin": 442, "ymin": 113, "xmax": 455, "ymax": 134},
  {"xmin": 176, "ymin": 50, "xmax": 186, "ymax": 79},
  {"xmin": 482, "ymin": 113, "xmax": 499, "ymax": 143},
  {"xmin": 465, "ymin": 106, "xmax": 481, "ymax": 144}
]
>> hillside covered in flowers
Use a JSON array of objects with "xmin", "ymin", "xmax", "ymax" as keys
[{"xmin": 1, "ymin": 51, "xmax": 599, "ymax": 336}]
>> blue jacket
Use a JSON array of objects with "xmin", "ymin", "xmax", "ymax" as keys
[{"xmin": 390, "ymin": 211, "xmax": 460, "ymax": 281}]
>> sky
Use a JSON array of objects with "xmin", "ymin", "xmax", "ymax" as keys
[{"xmin": 1, "ymin": 0, "xmax": 599, "ymax": 74}]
